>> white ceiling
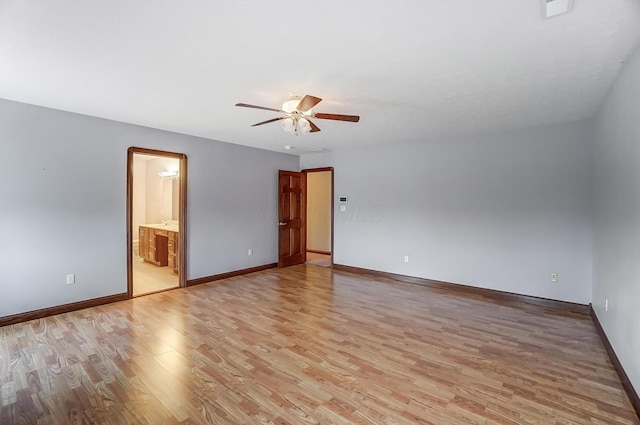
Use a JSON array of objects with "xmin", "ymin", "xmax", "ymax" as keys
[{"xmin": 1, "ymin": 1, "xmax": 639, "ymax": 155}]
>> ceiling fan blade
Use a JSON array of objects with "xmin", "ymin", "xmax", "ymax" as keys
[
  {"xmin": 297, "ymin": 95, "xmax": 322, "ymax": 112},
  {"xmin": 236, "ymin": 103, "xmax": 285, "ymax": 113},
  {"xmin": 251, "ymin": 117, "xmax": 285, "ymax": 127},
  {"xmin": 314, "ymin": 113, "xmax": 360, "ymax": 123},
  {"xmin": 308, "ymin": 119, "xmax": 321, "ymax": 133}
]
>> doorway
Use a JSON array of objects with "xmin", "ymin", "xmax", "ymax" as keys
[
  {"xmin": 305, "ymin": 168, "xmax": 333, "ymax": 268},
  {"xmin": 127, "ymin": 147, "xmax": 187, "ymax": 297}
]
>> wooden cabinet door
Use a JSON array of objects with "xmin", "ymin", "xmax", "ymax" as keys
[
  {"xmin": 154, "ymin": 233, "xmax": 169, "ymax": 266},
  {"xmin": 147, "ymin": 228, "xmax": 156, "ymax": 263},
  {"xmin": 168, "ymin": 231, "xmax": 178, "ymax": 273},
  {"xmin": 139, "ymin": 227, "xmax": 148, "ymax": 260}
]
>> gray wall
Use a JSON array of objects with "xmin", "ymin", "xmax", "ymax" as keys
[
  {"xmin": 0, "ymin": 99, "xmax": 298, "ymax": 317},
  {"xmin": 302, "ymin": 121, "xmax": 594, "ymax": 304},
  {"xmin": 593, "ymin": 46, "xmax": 640, "ymax": 394}
]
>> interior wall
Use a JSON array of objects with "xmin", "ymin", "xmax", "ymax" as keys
[
  {"xmin": 593, "ymin": 45, "xmax": 640, "ymax": 394},
  {"xmin": 301, "ymin": 120, "xmax": 594, "ymax": 304},
  {"xmin": 0, "ymin": 98, "xmax": 298, "ymax": 318},
  {"xmin": 172, "ymin": 178, "xmax": 179, "ymax": 220},
  {"xmin": 132, "ymin": 156, "xmax": 146, "ymax": 243},
  {"xmin": 307, "ymin": 171, "xmax": 331, "ymax": 253}
]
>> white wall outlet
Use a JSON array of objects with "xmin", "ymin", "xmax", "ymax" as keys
[
  {"xmin": 549, "ymin": 272, "xmax": 558, "ymax": 282},
  {"xmin": 66, "ymin": 274, "xmax": 75, "ymax": 285},
  {"xmin": 248, "ymin": 249, "xmax": 253, "ymax": 256},
  {"xmin": 605, "ymin": 298, "xmax": 609, "ymax": 311},
  {"xmin": 404, "ymin": 255, "xmax": 409, "ymax": 263}
]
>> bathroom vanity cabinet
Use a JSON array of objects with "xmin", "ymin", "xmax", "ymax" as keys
[{"xmin": 139, "ymin": 224, "xmax": 179, "ymax": 274}]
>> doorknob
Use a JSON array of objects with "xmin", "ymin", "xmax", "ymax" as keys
[{"xmin": 278, "ymin": 222, "xmax": 287, "ymax": 226}]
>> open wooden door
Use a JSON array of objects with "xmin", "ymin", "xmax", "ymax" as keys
[{"xmin": 278, "ymin": 170, "xmax": 306, "ymax": 267}]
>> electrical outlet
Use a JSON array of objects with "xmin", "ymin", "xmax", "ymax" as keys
[
  {"xmin": 248, "ymin": 249, "xmax": 253, "ymax": 256},
  {"xmin": 404, "ymin": 255, "xmax": 409, "ymax": 263},
  {"xmin": 549, "ymin": 273, "xmax": 558, "ymax": 282},
  {"xmin": 66, "ymin": 274, "xmax": 75, "ymax": 285}
]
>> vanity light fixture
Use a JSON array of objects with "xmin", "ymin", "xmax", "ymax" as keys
[{"xmin": 158, "ymin": 170, "xmax": 179, "ymax": 179}]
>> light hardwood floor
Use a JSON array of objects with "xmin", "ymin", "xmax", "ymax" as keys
[{"xmin": 0, "ymin": 265, "xmax": 637, "ymax": 424}]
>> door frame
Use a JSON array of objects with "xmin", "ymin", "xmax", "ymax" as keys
[
  {"xmin": 302, "ymin": 167, "xmax": 334, "ymax": 268},
  {"xmin": 126, "ymin": 147, "xmax": 188, "ymax": 298}
]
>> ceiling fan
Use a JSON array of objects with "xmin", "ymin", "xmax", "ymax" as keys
[{"xmin": 235, "ymin": 94, "xmax": 360, "ymax": 135}]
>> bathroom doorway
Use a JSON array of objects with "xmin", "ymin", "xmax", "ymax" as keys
[
  {"xmin": 304, "ymin": 167, "xmax": 333, "ymax": 268},
  {"xmin": 126, "ymin": 147, "xmax": 187, "ymax": 297}
]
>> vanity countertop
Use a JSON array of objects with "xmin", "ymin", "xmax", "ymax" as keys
[{"xmin": 141, "ymin": 223, "xmax": 179, "ymax": 233}]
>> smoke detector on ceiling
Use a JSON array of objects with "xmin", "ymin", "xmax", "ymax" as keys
[{"xmin": 542, "ymin": 0, "xmax": 574, "ymax": 19}]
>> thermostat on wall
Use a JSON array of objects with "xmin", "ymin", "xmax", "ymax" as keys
[{"xmin": 339, "ymin": 196, "xmax": 348, "ymax": 203}]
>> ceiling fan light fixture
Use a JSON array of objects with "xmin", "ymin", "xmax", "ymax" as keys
[
  {"xmin": 298, "ymin": 118, "xmax": 311, "ymax": 134},
  {"xmin": 236, "ymin": 93, "xmax": 360, "ymax": 135},
  {"xmin": 281, "ymin": 117, "xmax": 295, "ymax": 134}
]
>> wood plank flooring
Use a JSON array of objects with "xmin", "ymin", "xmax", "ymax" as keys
[{"xmin": 0, "ymin": 265, "xmax": 637, "ymax": 424}]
